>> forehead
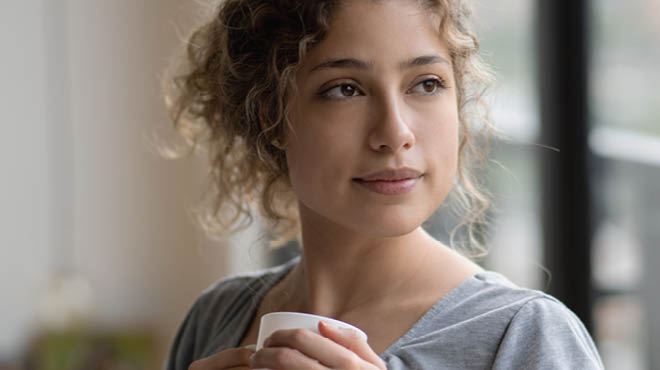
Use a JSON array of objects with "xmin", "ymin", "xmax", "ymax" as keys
[{"xmin": 301, "ymin": 0, "xmax": 449, "ymax": 72}]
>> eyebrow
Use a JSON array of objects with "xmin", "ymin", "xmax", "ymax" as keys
[
  {"xmin": 308, "ymin": 58, "xmax": 373, "ymax": 74},
  {"xmin": 307, "ymin": 54, "xmax": 450, "ymax": 75},
  {"xmin": 401, "ymin": 55, "xmax": 450, "ymax": 69}
]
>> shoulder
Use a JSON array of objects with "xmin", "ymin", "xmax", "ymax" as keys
[
  {"xmin": 384, "ymin": 272, "xmax": 544, "ymax": 367},
  {"xmin": 434, "ymin": 271, "xmax": 552, "ymax": 326},
  {"xmin": 193, "ymin": 258, "xmax": 298, "ymax": 330},
  {"xmin": 195, "ymin": 256, "xmax": 299, "ymax": 318},
  {"xmin": 465, "ymin": 272, "xmax": 604, "ymax": 369},
  {"xmin": 470, "ymin": 272, "xmax": 604, "ymax": 369},
  {"xmin": 164, "ymin": 258, "xmax": 298, "ymax": 370},
  {"xmin": 195, "ymin": 265, "xmax": 281, "ymax": 314},
  {"xmin": 383, "ymin": 271, "xmax": 603, "ymax": 370},
  {"xmin": 492, "ymin": 295, "xmax": 604, "ymax": 369}
]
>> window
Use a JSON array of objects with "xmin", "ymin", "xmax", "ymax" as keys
[{"xmin": 590, "ymin": 0, "xmax": 660, "ymax": 368}]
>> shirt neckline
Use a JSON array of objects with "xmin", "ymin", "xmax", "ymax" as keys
[{"xmin": 233, "ymin": 257, "xmax": 495, "ymax": 358}]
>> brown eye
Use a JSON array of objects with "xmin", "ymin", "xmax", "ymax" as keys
[
  {"xmin": 422, "ymin": 80, "xmax": 437, "ymax": 93},
  {"xmin": 320, "ymin": 83, "xmax": 362, "ymax": 100},
  {"xmin": 409, "ymin": 78, "xmax": 445, "ymax": 95},
  {"xmin": 340, "ymin": 84, "xmax": 356, "ymax": 96}
]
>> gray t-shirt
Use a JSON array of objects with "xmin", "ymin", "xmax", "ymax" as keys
[{"xmin": 165, "ymin": 257, "xmax": 604, "ymax": 369}]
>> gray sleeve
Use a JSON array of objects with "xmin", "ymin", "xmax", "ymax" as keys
[
  {"xmin": 163, "ymin": 298, "xmax": 202, "ymax": 370},
  {"xmin": 491, "ymin": 297, "xmax": 604, "ymax": 370}
]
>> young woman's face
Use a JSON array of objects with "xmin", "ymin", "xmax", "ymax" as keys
[{"xmin": 284, "ymin": 0, "xmax": 459, "ymax": 238}]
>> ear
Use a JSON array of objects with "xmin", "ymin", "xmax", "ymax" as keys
[
  {"xmin": 271, "ymin": 138, "xmax": 284, "ymax": 149},
  {"xmin": 258, "ymin": 108, "xmax": 285, "ymax": 150}
]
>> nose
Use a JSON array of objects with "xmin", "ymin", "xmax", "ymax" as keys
[{"xmin": 367, "ymin": 96, "xmax": 415, "ymax": 153}]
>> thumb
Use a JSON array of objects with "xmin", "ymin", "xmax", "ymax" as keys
[{"xmin": 318, "ymin": 321, "xmax": 384, "ymax": 367}]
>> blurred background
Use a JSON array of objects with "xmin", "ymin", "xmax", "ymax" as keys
[{"xmin": 1, "ymin": 0, "xmax": 658, "ymax": 369}]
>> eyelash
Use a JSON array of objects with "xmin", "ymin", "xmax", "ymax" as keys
[
  {"xmin": 409, "ymin": 78, "xmax": 447, "ymax": 95},
  {"xmin": 318, "ymin": 77, "xmax": 447, "ymax": 101}
]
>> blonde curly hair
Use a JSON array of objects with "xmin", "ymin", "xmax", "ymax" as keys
[{"xmin": 163, "ymin": 0, "xmax": 495, "ymax": 256}]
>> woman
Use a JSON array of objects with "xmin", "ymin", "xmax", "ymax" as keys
[{"xmin": 164, "ymin": 0, "xmax": 604, "ymax": 369}]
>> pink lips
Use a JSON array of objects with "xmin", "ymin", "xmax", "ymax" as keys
[{"xmin": 353, "ymin": 168, "xmax": 423, "ymax": 195}]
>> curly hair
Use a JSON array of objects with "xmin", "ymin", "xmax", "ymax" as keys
[{"xmin": 163, "ymin": 0, "xmax": 495, "ymax": 256}]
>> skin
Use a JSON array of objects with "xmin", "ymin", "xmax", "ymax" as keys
[
  {"xmin": 279, "ymin": 0, "xmax": 479, "ymax": 321},
  {"xmin": 190, "ymin": 0, "xmax": 483, "ymax": 369}
]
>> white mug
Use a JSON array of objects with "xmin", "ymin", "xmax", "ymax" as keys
[{"xmin": 256, "ymin": 311, "xmax": 368, "ymax": 350}]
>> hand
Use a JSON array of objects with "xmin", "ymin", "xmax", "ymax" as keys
[
  {"xmin": 188, "ymin": 345, "xmax": 256, "ymax": 370},
  {"xmin": 249, "ymin": 321, "xmax": 387, "ymax": 369}
]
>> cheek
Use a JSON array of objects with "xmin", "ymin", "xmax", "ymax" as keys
[
  {"xmin": 284, "ymin": 130, "xmax": 353, "ymax": 194},
  {"xmin": 284, "ymin": 143, "xmax": 314, "ymax": 193},
  {"xmin": 418, "ymin": 103, "xmax": 459, "ymax": 181},
  {"xmin": 418, "ymin": 100, "xmax": 459, "ymax": 147}
]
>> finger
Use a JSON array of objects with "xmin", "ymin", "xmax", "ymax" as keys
[
  {"xmin": 262, "ymin": 328, "xmax": 362, "ymax": 369},
  {"xmin": 318, "ymin": 321, "xmax": 385, "ymax": 368},
  {"xmin": 188, "ymin": 346, "xmax": 254, "ymax": 370},
  {"xmin": 249, "ymin": 346, "xmax": 327, "ymax": 370}
]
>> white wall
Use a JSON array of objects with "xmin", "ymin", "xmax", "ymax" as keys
[
  {"xmin": 0, "ymin": 0, "xmax": 266, "ymax": 364},
  {"xmin": 0, "ymin": 0, "xmax": 52, "ymax": 361}
]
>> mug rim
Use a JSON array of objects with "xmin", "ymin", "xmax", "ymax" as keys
[{"xmin": 260, "ymin": 311, "xmax": 368, "ymax": 340}]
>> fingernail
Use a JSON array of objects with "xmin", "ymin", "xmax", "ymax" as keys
[
  {"xmin": 337, "ymin": 326, "xmax": 359, "ymax": 336},
  {"xmin": 322, "ymin": 321, "xmax": 338, "ymax": 330},
  {"xmin": 244, "ymin": 344, "xmax": 256, "ymax": 351}
]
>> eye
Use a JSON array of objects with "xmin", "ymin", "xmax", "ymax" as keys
[
  {"xmin": 408, "ymin": 78, "xmax": 446, "ymax": 95},
  {"xmin": 319, "ymin": 83, "xmax": 363, "ymax": 100}
]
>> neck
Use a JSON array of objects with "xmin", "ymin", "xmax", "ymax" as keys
[{"xmin": 284, "ymin": 221, "xmax": 441, "ymax": 318}]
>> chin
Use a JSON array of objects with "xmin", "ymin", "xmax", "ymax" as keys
[{"xmin": 349, "ymin": 212, "xmax": 428, "ymax": 238}]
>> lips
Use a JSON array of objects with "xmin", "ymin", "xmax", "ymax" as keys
[
  {"xmin": 354, "ymin": 168, "xmax": 423, "ymax": 182},
  {"xmin": 353, "ymin": 168, "xmax": 423, "ymax": 195}
]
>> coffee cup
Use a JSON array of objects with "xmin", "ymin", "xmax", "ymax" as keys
[{"xmin": 256, "ymin": 311, "xmax": 368, "ymax": 350}]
